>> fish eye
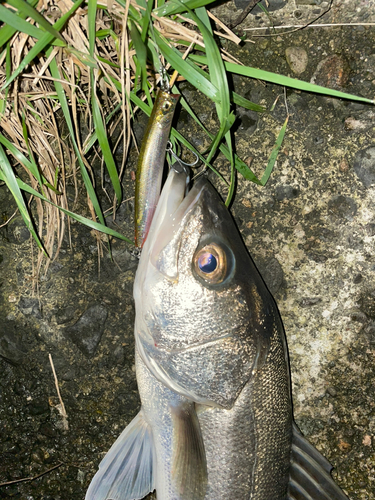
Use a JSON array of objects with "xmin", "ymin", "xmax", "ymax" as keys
[
  {"xmin": 193, "ymin": 243, "xmax": 228, "ymax": 285},
  {"xmin": 198, "ymin": 252, "xmax": 217, "ymax": 273}
]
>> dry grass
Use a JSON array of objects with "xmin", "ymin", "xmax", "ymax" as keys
[{"xmin": 0, "ymin": 0, "xmax": 240, "ymax": 274}]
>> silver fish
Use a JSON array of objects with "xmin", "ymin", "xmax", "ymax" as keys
[{"xmin": 86, "ymin": 168, "xmax": 348, "ymax": 500}]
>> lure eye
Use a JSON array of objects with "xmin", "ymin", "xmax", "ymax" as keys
[
  {"xmin": 193, "ymin": 243, "xmax": 228, "ymax": 285},
  {"xmin": 162, "ymin": 101, "xmax": 172, "ymax": 111}
]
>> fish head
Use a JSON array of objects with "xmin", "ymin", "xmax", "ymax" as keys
[{"xmin": 134, "ymin": 168, "xmax": 283, "ymax": 408}]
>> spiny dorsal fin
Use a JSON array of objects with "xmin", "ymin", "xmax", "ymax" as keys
[
  {"xmin": 85, "ymin": 410, "xmax": 155, "ymax": 500},
  {"xmin": 171, "ymin": 402, "xmax": 207, "ymax": 500},
  {"xmin": 288, "ymin": 423, "xmax": 348, "ymax": 500}
]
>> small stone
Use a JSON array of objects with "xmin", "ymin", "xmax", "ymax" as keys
[
  {"xmin": 0, "ymin": 322, "xmax": 27, "ymax": 365},
  {"xmin": 285, "ymin": 47, "xmax": 308, "ymax": 75},
  {"xmin": 275, "ymin": 185, "xmax": 300, "ymax": 201},
  {"xmin": 39, "ymin": 421, "xmax": 57, "ymax": 438},
  {"xmin": 298, "ymin": 297, "xmax": 322, "ymax": 307},
  {"xmin": 363, "ymin": 435, "xmax": 372, "ymax": 446},
  {"xmin": 339, "ymin": 158, "xmax": 350, "ymax": 173},
  {"xmin": 8, "ymin": 220, "xmax": 30, "ymax": 244},
  {"xmin": 327, "ymin": 386, "xmax": 337, "ymax": 397},
  {"xmin": 328, "ymin": 195, "xmax": 357, "ymax": 221},
  {"xmin": 353, "ymin": 273, "xmax": 363, "ymax": 284},
  {"xmin": 365, "ymin": 223, "xmax": 375, "ymax": 236},
  {"xmin": 18, "ymin": 297, "xmax": 42, "ymax": 319},
  {"xmin": 8, "ymin": 294, "xmax": 17, "ymax": 303},
  {"xmin": 311, "ymin": 54, "xmax": 350, "ymax": 90},
  {"xmin": 338, "ymin": 439, "xmax": 351, "ymax": 452},
  {"xmin": 64, "ymin": 304, "xmax": 108, "ymax": 357},
  {"xmin": 344, "ymin": 117, "xmax": 369, "ymax": 131},
  {"xmin": 55, "ymin": 306, "xmax": 76, "ymax": 325},
  {"xmin": 353, "ymin": 147, "xmax": 375, "ymax": 187}
]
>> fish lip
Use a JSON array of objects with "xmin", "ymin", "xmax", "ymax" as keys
[{"xmin": 146, "ymin": 171, "xmax": 207, "ymax": 266}]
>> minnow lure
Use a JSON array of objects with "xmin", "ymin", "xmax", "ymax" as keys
[{"xmin": 135, "ymin": 89, "xmax": 179, "ymax": 248}]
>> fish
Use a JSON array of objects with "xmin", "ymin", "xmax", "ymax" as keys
[
  {"xmin": 134, "ymin": 89, "xmax": 179, "ymax": 248},
  {"xmin": 85, "ymin": 166, "xmax": 349, "ymax": 500}
]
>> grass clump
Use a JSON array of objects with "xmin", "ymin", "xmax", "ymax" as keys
[{"xmin": 0, "ymin": 0, "xmax": 373, "ymax": 272}]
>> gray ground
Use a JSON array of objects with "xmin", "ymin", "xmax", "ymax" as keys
[{"xmin": 1, "ymin": 0, "xmax": 375, "ymax": 498}]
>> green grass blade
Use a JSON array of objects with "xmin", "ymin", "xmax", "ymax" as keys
[
  {"xmin": 88, "ymin": 0, "xmax": 122, "ymax": 204},
  {"xmin": 190, "ymin": 7, "xmax": 230, "ymax": 119},
  {"xmin": 0, "ymin": 3, "xmax": 47, "ymax": 40},
  {"xmin": 0, "ymin": 132, "xmax": 34, "ymax": 171},
  {"xmin": 0, "ymin": 132, "xmax": 60, "ymax": 193},
  {"xmin": 260, "ymin": 115, "xmax": 288, "ymax": 186},
  {"xmin": 0, "ymin": 44, "xmax": 11, "ymax": 115},
  {"xmin": 190, "ymin": 6, "xmax": 233, "ymax": 168},
  {"xmin": 189, "ymin": 54, "xmax": 374, "ymax": 104},
  {"xmin": 87, "ymin": 0, "xmax": 97, "ymax": 56},
  {"xmin": 130, "ymin": 21, "xmax": 150, "ymax": 94},
  {"xmin": 83, "ymin": 101, "xmax": 122, "ymax": 154},
  {"xmin": 231, "ymin": 91, "xmax": 265, "ymax": 112},
  {"xmin": 154, "ymin": 0, "xmax": 217, "ymax": 17},
  {"xmin": 6, "ymin": 0, "xmax": 65, "ymax": 42},
  {"xmin": 154, "ymin": 31, "xmax": 219, "ymax": 102},
  {"xmin": 224, "ymin": 62, "xmax": 375, "ymax": 104},
  {"xmin": 0, "ymin": 144, "xmax": 46, "ymax": 253},
  {"xmin": 2, "ymin": 0, "xmax": 83, "ymax": 90},
  {"xmin": 91, "ymin": 90, "xmax": 122, "ymax": 203},
  {"xmin": 0, "ymin": 171, "xmax": 134, "ymax": 244},
  {"xmin": 21, "ymin": 112, "xmax": 45, "ymax": 196},
  {"xmin": 141, "ymin": 0, "xmax": 154, "ymax": 42},
  {"xmin": 0, "ymin": 0, "xmax": 38, "ymax": 48},
  {"xmin": 224, "ymin": 130, "xmax": 235, "ymax": 206},
  {"xmin": 48, "ymin": 55, "xmax": 107, "ymax": 227}
]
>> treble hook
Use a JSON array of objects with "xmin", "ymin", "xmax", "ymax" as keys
[
  {"xmin": 166, "ymin": 142, "xmax": 199, "ymax": 194},
  {"xmin": 166, "ymin": 141, "xmax": 199, "ymax": 170}
]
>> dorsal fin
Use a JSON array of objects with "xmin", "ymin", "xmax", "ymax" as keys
[
  {"xmin": 288, "ymin": 423, "xmax": 348, "ymax": 500},
  {"xmin": 85, "ymin": 410, "xmax": 155, "ymax": 500}
]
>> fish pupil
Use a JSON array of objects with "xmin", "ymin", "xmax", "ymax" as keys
[{"xmin": 198, "ymin": 253, "xmax": 217, "ymax": 273}]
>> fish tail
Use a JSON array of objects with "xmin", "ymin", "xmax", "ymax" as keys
[{"xmin": 288, "ymin": 423, "xmax": 348, "ymax": 500}]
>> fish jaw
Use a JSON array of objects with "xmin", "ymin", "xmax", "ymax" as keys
[{"xmin": 134, "ymin": 169, "xmax": 281, "ymax": 408}]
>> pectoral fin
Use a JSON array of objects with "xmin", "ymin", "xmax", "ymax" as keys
[
  {"xmin": 85, "ymin": 409, "xmax": 155, "ymax": 500},
  {"xmin": 171, "ymin": 402, "xmax": 207, "ymax": 500},
  {"xmin": 288, "ymin": 423, "xmax": 348, "ymax": 500}
]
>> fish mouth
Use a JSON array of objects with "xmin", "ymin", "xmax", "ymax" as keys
[{"xmin": 142, "ymin": 165, "xmax": 206, "ymax": 271}]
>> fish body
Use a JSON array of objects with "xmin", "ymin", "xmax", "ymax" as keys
[
  {"xmin": 134, "ymin": 168, "xmax": 292, "ymax": 500},
  {"xmin": 135, "ymin": 89, "xmax": 179, "ymax": 248},
  {"xmin": 86, "ymin": 168, "xmax": 348, "ymax": 500}
]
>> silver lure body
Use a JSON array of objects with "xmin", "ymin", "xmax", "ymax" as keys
[{"xmin": 85, "ymin": 168, "xmax": 348, "ymax": 500}]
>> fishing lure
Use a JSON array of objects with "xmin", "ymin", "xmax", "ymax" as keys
[{"xmin": 135, "ymin": 89, "xmax": 179, "ymax": 248}]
